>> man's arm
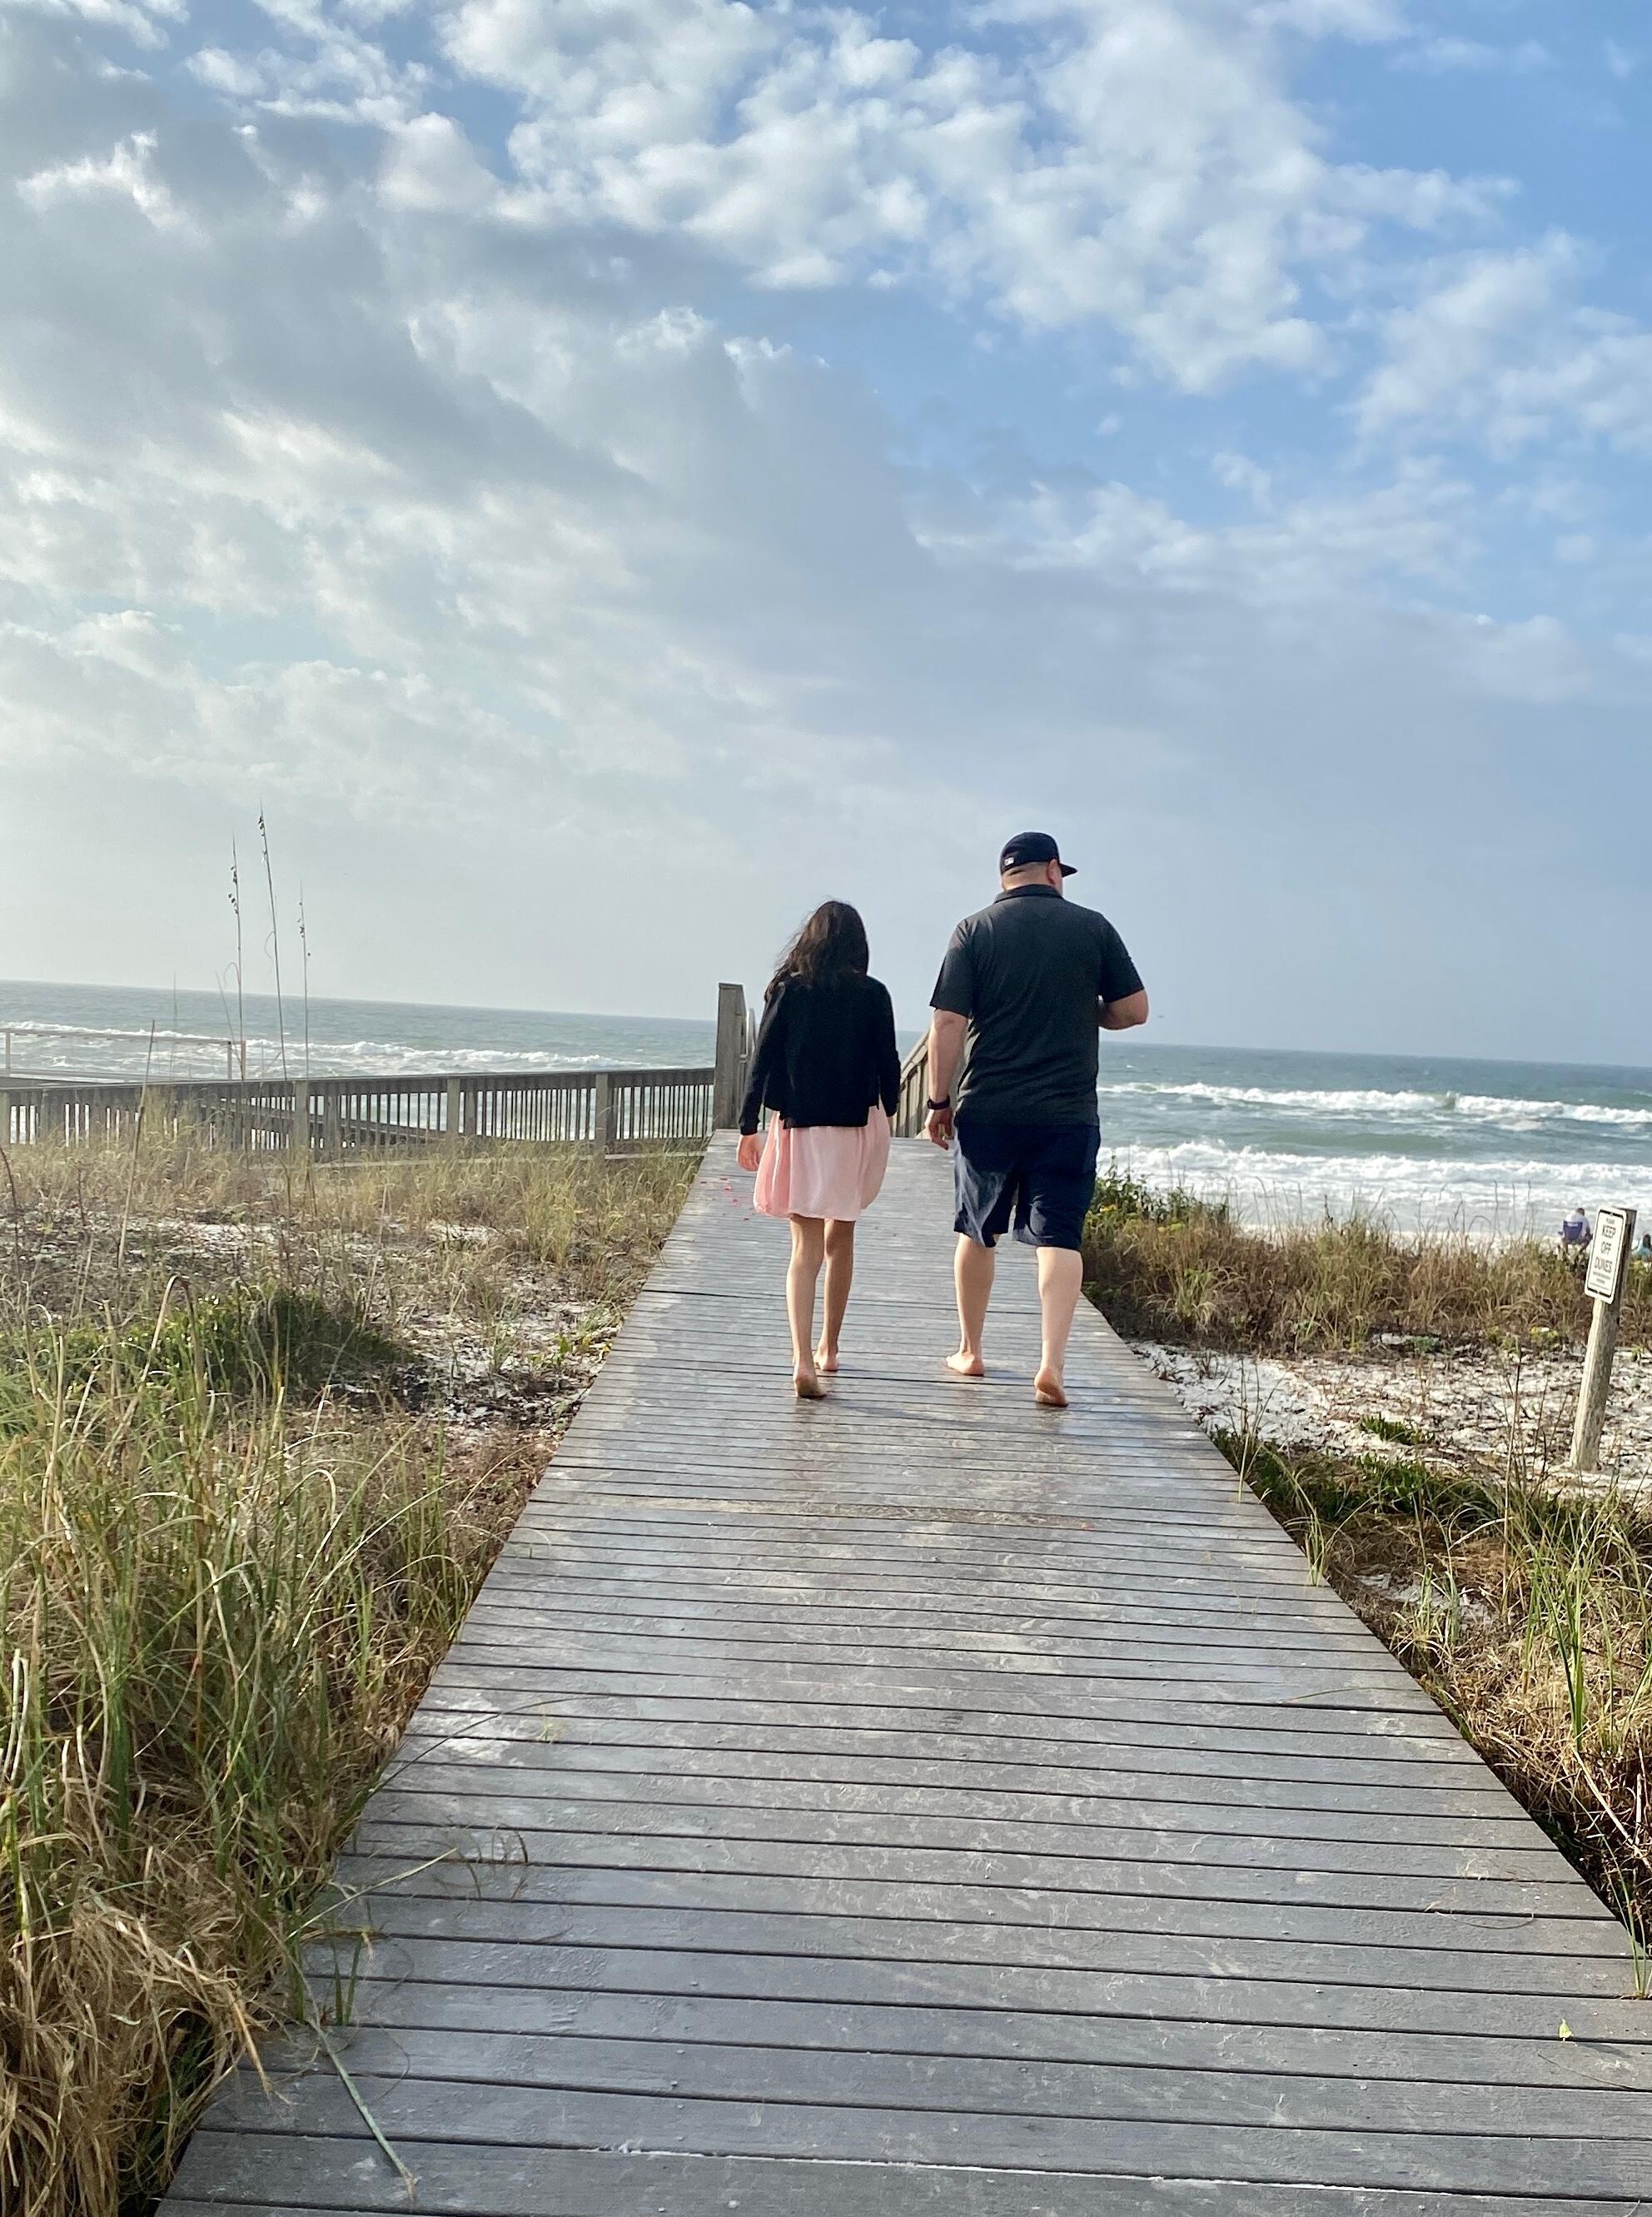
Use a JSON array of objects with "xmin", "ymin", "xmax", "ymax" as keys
[
  {"xmin": 924, "ymin": 1009, "xmax": 967, "ymax": 1145},
  {"xmin": 1100, "ymin": 989, "xmax": 1149, "ymax": 1032}
]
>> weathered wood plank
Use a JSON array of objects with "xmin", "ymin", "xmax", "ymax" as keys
[
  {"xmin": 161, "ymin": 1138, "xmax": 1650, "ymax": 2214},
  {"xmin": 162, "ymin": 2140, "xmax": 1652, "ymax": 2217},
  {"xmin": 193, "ymin": 2075, "xmax": 1652, "ymax": 2198},
  {"xmin": 381, "ymin": 1746, "xmax": 1559, "ymax": 1851},
  {"xmin": 297, "ymin": 1932, "xmax": 1652, "ymax": 2043},
  {"xmin": 351, "ymin": 1778, "xmax": 1585, "ymax": 1890},
  {"xmin": 317, "ymin": 1884, "xmax": 1635, "ymax": 1993},
  {"xmin": 249, "ymin": 2021, "xmax": 1652, "ymax": 2138},
  {"xmin": 297, "ymin": 1976, "xmax": 1652, "ymax": 2090}
]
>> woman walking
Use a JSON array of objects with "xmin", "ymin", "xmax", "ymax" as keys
[{"xmin": 737, "ymin": 902, "xmax": 901, "ymax": 1397}]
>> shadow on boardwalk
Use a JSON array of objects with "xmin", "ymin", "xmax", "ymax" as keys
[{"xmin": 165, "ymin": 1138, "xmax": 1652, "ymax": 2216}]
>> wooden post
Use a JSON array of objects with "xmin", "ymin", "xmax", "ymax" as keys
[
  {"xmin": 592, "ymin": 1071, "xmax": 614, "ymax": 1154},
  {"xmin": 321, "ymin": 1084, "xmax": 342, "ymax": 1158},
  {"xmin": 1571, "ymin": 1205, "xmax": 1636, "ymax": 1473},
  {"xmin": 712, "ymin": 983, "xmax": 748, "ymax": 1129},
  {"xmin": 291, "ymin": 1079, "xmax": 311, "ymax": 1156},
  {"xmin": 0, "ymin": 1090, "xmax": 10, "ymax": 1147},
  {"xmin": 445, "ymin": 1078, "xmax": 461, "ymax": 1144}
]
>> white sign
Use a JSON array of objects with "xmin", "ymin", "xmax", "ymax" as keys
[{"xmin": 1585, "ymin": 1206, "xmax": 1636, "ymax": 1304}]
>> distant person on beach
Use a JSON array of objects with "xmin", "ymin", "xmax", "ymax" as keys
[
  {"xmin": 738, "ymin": 902, "xmax": 901, "ymax": 1399},
  {"xmin": 924, "ymin": 832, "xmax": 1148, "ymax": 1408},
  {"xmin": 1561, "ymin": 1205, "xmax": 1592, "ymax": 1260},
  {"xmin": 1635, "ymin": 1232, "xmax": 1652, "ymax": 1268}
]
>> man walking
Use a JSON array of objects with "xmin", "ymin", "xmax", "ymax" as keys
[{"xmin": 925, "ymin": 833, "xmax": 1148, "ymax": 1407}]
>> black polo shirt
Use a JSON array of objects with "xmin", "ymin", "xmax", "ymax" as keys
[{"xmin": 931, "ymin": 886, "xmax": 1143, "ymax": 1125}]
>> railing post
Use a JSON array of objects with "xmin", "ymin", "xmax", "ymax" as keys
[
  {"xmin": 713, "ymin": 983, "xmax": 748, "ymax": 1129},
  {"xmin": 321, "ymin": 1084, "xmax": 342, "ymax": 1157},
  {"xmin": 0, "ymin": 1090, "xmax": 10, "ymax": 1147},
  {"xmin": 445, "ymin": 1078, "xmax": 461, "ymax": 1144},
  {"xmin": 895, "ymin": 1032, "xmax": 932, "ymax": 1138},
  {"xmin": 592, "ymin": 1072, "xmax": 614, "ymax": 1154},
  {"xmin": 291, "ymin": 1079, "xmax": 311, "ymax": 1155}
]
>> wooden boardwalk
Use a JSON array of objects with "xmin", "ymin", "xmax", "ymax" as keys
[{"xmin": 167, "ymin": 1138, "xmax": 1652, "ymax": 2215}]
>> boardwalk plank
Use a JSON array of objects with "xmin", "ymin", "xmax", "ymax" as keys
[
  {"xmin": 162, "ymin": 2140, "xmax": 1652, "ymax": 2216},
  {"xmin": 299, "ymin": 1933, "xmax": 1652, "ymax": 2042},
  {"xmin": 303, "ymin": 1978, "xmax": 1652, "ymax": 2090},
  {"xmin": 196, "ymin": 2076, "xmax": 1652, "ymax": 2198},
  {"xmin": 161, "ymin": 1140, "xmax": 1651, "ymax": 2214}
]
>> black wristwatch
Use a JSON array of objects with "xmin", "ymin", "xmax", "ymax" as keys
[{"xmin": 926, "ymin": 1096, "xmax": 951, "ymax": 1111}]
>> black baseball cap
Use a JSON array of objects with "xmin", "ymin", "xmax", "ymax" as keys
[{"xmin": 999, "ymin": 830, "xmax": 1076, "ymax": 876}]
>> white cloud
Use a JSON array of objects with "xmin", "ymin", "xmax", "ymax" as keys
[
  {"xmin": 1359, "ymin": 237, "xmax": 1652, "ymax": 455},
  {"xmin": 7, "ymin": 0, "xmax": 183, "ymax": 52},
  {"xmin": 1605, "ymin": 40, "xmax": 1640, "ymax": 82},
  {"xmin": 436, "ymin": 0, "xmax": 1500, "ymax": 388},
  {"xmin": 1398, "ymin": 37, "xmax": 1550, "ymax": 74}
]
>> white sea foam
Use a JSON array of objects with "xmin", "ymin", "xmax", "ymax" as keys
[
  {"xmin": 1097, "ymin": 1082, "xmax": 1447, "ymax": 1115},
  {"xmin": 1097, "ymin": 1079, "xmax": 1652, "ymax": 1130},
  {"xmin": 1456, "ymin": 1094, "xmax": 1652, "ymax": 1128},
  {"xmin": 1105, "ymin": 1139, "xmax": 1652, "ymax": 1238}
]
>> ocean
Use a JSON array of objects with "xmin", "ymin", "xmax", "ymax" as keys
[{"xmin": 3, "ymin": 978, "xmax": 1647, "ymax": 1239}]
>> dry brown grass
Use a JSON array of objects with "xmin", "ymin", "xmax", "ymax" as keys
[
  {"xmin": 1084, "ymin": 1166, "xmax": 1651, "ymax": 1353},
  {"xmin": 0, "ymin": 1134, "xmax": 695, "ymax": 2217}
]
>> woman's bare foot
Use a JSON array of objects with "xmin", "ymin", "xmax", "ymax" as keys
[
  {"xmin": 946, "ymin": 1350, "xmax": 986, "ymax": 1378},
  {"xmin": 815, "ymin": 1343, "xmax": 839, "ymax": 1374},
  {"xmin": 1033, "ymin": 1368, "xmax": 1068, "ymax": 1408},
  {"xmin": 794, "ymin": 1368, "xmax": 828, "ymax": 1400}
]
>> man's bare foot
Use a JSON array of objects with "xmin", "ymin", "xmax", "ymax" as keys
[
  {"xmin": 946, "ymin": 1351, "xmax": 986, "ymax": 1378},
  {"xmin": 1033, "ymin": 1368, "xmax": 1068, "ymax": 1408},
  {"xmin": 815, "ymin": 1344, "xmax": 839, "ymax": 1373},
  {"xmin": 794, "ymin": 1368, "xmax": 828, "ymax": 1400}
]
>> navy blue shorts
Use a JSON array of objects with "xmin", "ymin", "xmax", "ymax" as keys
[{"xmin": 952, "ymin": 1118, "xmax": 1101, "ymax": 1252}]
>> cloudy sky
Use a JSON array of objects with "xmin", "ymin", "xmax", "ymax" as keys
[{"xmin": 2, "ymin": 0, "xmax": 1648, "ymax": 1060}]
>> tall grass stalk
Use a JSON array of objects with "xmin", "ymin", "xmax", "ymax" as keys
[
  {"xmin": 1086, "ymin": 1167, "xmax": 1651, "ymax": 1353},
  {"xmin": 1, "ymin": 1133, "xmax": 695, "ymax": 2217}
]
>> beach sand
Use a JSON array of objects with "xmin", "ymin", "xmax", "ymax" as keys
[{"xmin": 1136, "ymin": 1337, "xmax": 1652, "ymax": 1494}]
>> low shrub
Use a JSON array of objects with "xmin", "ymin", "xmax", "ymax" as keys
[{"xmin": 1083, "ymin": 1166, "xmax": 1647, "ymax": 1352}]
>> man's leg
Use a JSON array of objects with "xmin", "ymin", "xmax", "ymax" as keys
[
  {"xmin": 949, "ymin": 1233, "xmax": 995, "ymax": 1378},
  {"xmin": 818, "ymin": 1219, "xmax": 854, "ymax": 1371},
  {"xmin": 787, "ymin": 1215, "xmax": 828, "ymax": 1397},
  {"xmin": 1033, "ymin": 1245, "xmax": 1084, "ymax": 1408}
]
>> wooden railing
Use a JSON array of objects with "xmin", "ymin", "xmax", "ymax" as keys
[
  {"xmin": 0, "ymin": 984, "xmax": 759, "ymax": 1155},
  {"xmin": 0, "ymin": 1065, "xmax": 718, "ymax": 1155},
  {"xmin": 895, "ymin": 1031, "xmax": 931, "ymax": 1138}
]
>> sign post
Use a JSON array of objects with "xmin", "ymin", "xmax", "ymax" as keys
[{"xmin": 1570, "ymin": 1205, "xmax": 1636, "ymax": 1473}]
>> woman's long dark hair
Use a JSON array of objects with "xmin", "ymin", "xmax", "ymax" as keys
[{"xmin": 769, "ymin": 900, "xmax": 870, "ymax": 994}]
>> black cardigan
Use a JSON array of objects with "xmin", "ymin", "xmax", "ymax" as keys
[{"xmin": 739, "ymin": 974, "xmax": 902, "ymax": 1134}]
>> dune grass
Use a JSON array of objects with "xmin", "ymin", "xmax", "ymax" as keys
[
  {"xmin": 1082, "ymin": 1163, "xmax": 1651, "ymax": 1352},
  {"xmin": 1229, "ymin": 1431, "xmax": 1652, "ymax": 1943},
  {"xmin": 0, "ymin": 1134, "xmax": 695, "ymax": 2217}
]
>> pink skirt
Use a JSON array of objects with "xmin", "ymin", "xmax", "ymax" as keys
[{"xmin": 754, "ymin": 1109, "xmax": 893, "ymax": 1223}]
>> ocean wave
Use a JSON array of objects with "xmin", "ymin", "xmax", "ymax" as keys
[
  {"xmin": 1097, "ymin": 1079, "xmax": 1652, "ymax": 1129},
  {"xmin": 3, "ymin": 1029, "xmax": 700, "ymax": 1079},
  {"xmin": 1107, "ymin": 1138, "xmax": 1650, "ymax": 1238},
  {"xmin": 246, "ymin": 1040, "xmax": 622, "ymax": 1075},
  {"xmin": 1097, "ymin": 1081, "xmax": 1446, "ymax": 1115},
  {"xmin": 1455, "ymin": 1094, "xmax": 1652, "ymax": 1129}
]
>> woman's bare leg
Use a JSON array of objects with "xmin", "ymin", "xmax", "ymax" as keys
[
  {"xmin": 787, "ymin": 1215, "xmax": 828, "ymax": 1397},
  {"xmin": 818, "ymin": 1219, "xmax": 855, "ymax": 1370}
]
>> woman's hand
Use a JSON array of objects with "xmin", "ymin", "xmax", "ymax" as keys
[{"xmin": 737, "ymin": 1132, "xmax": 763, "ymax": 1173}]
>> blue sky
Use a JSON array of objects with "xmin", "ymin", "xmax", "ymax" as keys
[{"xmin": 2, "ymin": 0, "xmax": 1650, "ymax": 1060}]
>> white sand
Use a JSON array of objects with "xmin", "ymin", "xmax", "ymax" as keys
[{"xmin": 1133, "ymin": 1338, "xmax": 1652, "ymax": 1492}]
